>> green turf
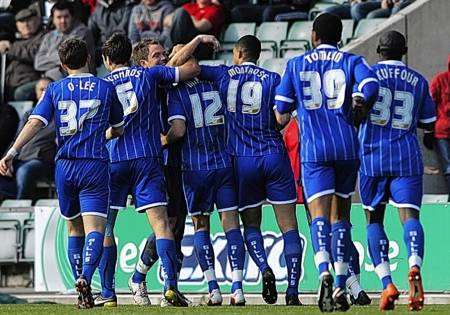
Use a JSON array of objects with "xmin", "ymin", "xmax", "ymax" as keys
[{"xmin": 1, "ymin": 305, "xmax": 449, "ymax": 315}]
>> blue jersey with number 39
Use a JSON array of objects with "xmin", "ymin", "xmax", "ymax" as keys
[
  {"xmin": 200, "ymin": 63, "xmax": 285, "ymax": 156},
  {"xmin": 30, "ymin": 74, "xmax": 124, "ymax": 161},
  {"xmin": 275, "ymin": 44, "xmax": 379, "ymax": 163},
  {"xmin": 167, "ymin": 78, "xmax": 230, "ymax": 171},
  {"xmin": 359, "ymin": 60, "xmax": 436, "ymax": 176},
  {"xmin": 104, "ymin": 66, "xmax": 178, "ymax": 162}
]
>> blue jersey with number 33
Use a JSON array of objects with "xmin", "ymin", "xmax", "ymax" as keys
[
  {"xmin": 167, "ymin": 78, "xmax": 230, "ymax": 171},
  {"xmin": 104, "ymin": 65, "xmax": 178, "ymax": 162},
  {"xmin": 275, "ymin": 44, "xmax": 378, "ymax": 163},
  {"xmin": 359, "ymin": 60, "xmax": 436, "ymax": 177},
  {"xmin": 200, "ymin": 63, "xmax": 285, "ymax": 156},
  {"xmin": 31, "ymin": 74, "xmax": 124, "ymax": 161}
]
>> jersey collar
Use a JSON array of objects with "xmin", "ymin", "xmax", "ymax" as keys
[
  {"xmin": 316, "ymin": 44, "xmax": 338, "ymax": 50},
  {"xmin": 241, "ymin": 62, "xmax": 256, "ymax": 66},
  {"xmin": 378, "ymin": 60, "xmax": 406, "ymax": 66},
  {"xmin": 67, "ymin": 73, "xmax": 94, "ymax": 78}
]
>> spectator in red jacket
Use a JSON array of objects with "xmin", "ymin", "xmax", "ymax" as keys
[
  {"xmin": 430, "ymin": 55, "xmax": 450, "ymax": 196},
  {"xmin": 164, "ymin": 0, "xmax": 225, "ymax": 59}
]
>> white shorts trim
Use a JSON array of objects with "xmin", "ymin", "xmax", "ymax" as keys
[
  {"xmin": 217, "ymin": 205, "xmax": 238, "ymax": 212},
  {"xmin": 135, "ymin": 202, "xmax": 168, "ymax": 212},
  {"xmin": 362, "ymin": 202, "xmax": 387, "ymax": 211},
  {"xmin": 267, "ymin": 198, "xmax": 297, "ymax": 205},
  {"xmin": 110, "ymin": 205, "xmax": 125, "ymax": 210},
  {"xmin": 335, "ymin": 191, "xmax": 355, "ymax": 199},
  {"xmin": 389, "ymin": 200, "xmax": 420, "ymax": 211},
  {"xmin": 306, "ymin": 189, "xmax": 335, "ymax": 203},
  {"xmin": 82, "ymin": 212, "xmax": 108, "ymax": 218},
  {"xmin": 61, "ymin": 212, "xmax": 82, "ymax": 220},
  {"xmin": 239, "ymin": 200, "xmax": 265, "ymax": 212},
  {"xmin": 188, "ymin": 211, "xmax": 211, "ymax": 216}
]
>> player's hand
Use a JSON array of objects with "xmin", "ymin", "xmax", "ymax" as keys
[
  {"xmin": 160, "ymin": 133, "xmax": 168, "ymax": 148},
  {"xmin": 0, "ymin": 155, "xmax": 14, "ymax": 176},
  {"xmin": 196, "ymin": 35, "xmax": 220, "ymax": 52},
  {"xmin": 423, "ymin": 131, "xmax": 434, "ymax": 150},
  {"xmin": 0, "ymin": 40, "xmax": 10, "ymax": 54},
  {"xmin": 352, "ymin": 96, "xmax": 367, "ymax": 128}
]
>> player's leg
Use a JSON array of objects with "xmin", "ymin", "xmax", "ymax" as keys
[
  {"xmin": 360, "ymin": 174, "xmax": 399, "ymax": 310},
  {"xmin": 302, "ymin": 162, "xmax": 334, "ymax": 312},
  {"xmin": 96, "ymin": 161, "xmax": 129, "ymax": 307},
  {"xmin": 390, "ymin": 176, "xmax": 425, "ymax": 311},
  {"xmin": 264, "ymin": 153, "xmax": 302, "ymax": 306},
  {"xmin": 216, "ymin": 167, "xmax": 245, "ymax": 306},
  {"xmin": 134, "ymin": 157, "xmax": 187, "ymax": 307}
]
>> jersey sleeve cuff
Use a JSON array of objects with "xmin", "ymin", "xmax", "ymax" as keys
[
  {"xmin": 275, "ymin": 95, "xmax": 295, "ymax": 103},
  {"xmin": 420, "ymin": 116, "xmax": 437, "ymax": 123},
  {"xmin": 174, "ymin": 67, "xmax": 180, "ymax": 83},
  {"xmin": 28, "ymin": 114, "xmax": 48, "ymax": 127},
  {"xmin": 352, "ymin": 92, "xmax": 365, "ymax": 99},
  {"xmin": 111, "ymin": 120, "xmax": 124, "ymax": 128},
  {"xmin": 358, "ymin": 77, "xmax": 378, "ymax": 92},
  {"xmin": 168, "ymin": 115, "xmax": 186, "ymax": 124}
]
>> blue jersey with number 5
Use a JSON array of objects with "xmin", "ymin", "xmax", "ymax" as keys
[
  {"xmin": 30, "ymin": 74, "xmax": 124, "ymax": 161},
  {"xmin": 359, "ymin": 60, "xmax": 436, "ymax": 176},
  {"xmin": 275, "ymin": 44, "xmax": 379, "ymax": 163},
  {"xmin": 200, "ymin": 63, "xmax": 285, "ymax": 156},
  {"xmin": 167, "ymin": 78, "xmax": 230, "ymax": 171},
  {"xmin": 104, "ymin": 66, "xmax": 178, "ymax": 162}
]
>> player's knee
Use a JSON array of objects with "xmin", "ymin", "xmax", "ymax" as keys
[
  {"xmin": 192, "ymin": 215, "xmax": 210, "ymax": 231},
  {"xmin": 220, "ymin": 211, "xmax": 240, "ymax": 232},
  {"xmin": 365, "ymin": 208, "xmax": 385, "ymax": 225},
  {"xmin": 83, "ymin": 215, "xmax": 107, "ymax": 234},
  {"xmin": 399, "ymin": 208, "xmax": 420, "ymax": 223},
  {"xmin": 66, "ymin": 216, "xmax": 84, "ymax": 236}
]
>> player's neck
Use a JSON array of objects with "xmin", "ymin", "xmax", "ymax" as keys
[
  {"xmin": 109, "ymin": 63, "xmax": 128, "ymax": 72},
  {"xmin": 66, "ymin": 66, "xmax": 90, "ymax": 76}
]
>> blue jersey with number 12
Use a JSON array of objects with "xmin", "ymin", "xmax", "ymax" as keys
[
  {"xmin": 275, "ymin": 44, "xmax": 379, "ymax": 163},
  {"xmin": 30, "ymin": 74, "xmax": 124, "ymax": 161},
  {"xmin": 359, "ymin": 60, "xmax": 436, "ymax": 177},
  {"xmin": 168, "ymin": 78, "xmax": 230, "ymax": 171},
  {"xmin": 200, "ymin": 63, "xmax": 285, "ymax": 157},
  {"xmin": 104, "ymin": 65, "xmax": 178, "ymax": 162}
]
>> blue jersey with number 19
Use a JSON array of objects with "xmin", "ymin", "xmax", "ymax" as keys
[
  {"xmin": 275, "ymin": 44, "xmax": 379, "ymax": 163},
  {"xmin": 30, "ymin": 74, "xmax": 124, "ymax": 161},
  {"xmin": 167, "ymin": 78, "xmax": 230, "ymax": 171},
  {"xmin": 359, "ymin": 60, "xmax": 436, "ymax": 176},
  {"xmin": 200, "ymin": 62, "xmax": 285, "ymax": 156},
  {"xmin": 104, "ymin": 65, "xmax": 179, "ymax": 162}
]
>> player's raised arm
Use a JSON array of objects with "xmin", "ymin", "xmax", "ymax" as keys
[
  {"xmin": 0, "ymin": 84, "xmax": 54, "ymax": 175},
  {"xmin": 167, "ymin": 35, "xmax": 220, "ymax": 68},
  {"xmin": 162, "ymin": 88, "xmax": 187, "ymax": 147}
]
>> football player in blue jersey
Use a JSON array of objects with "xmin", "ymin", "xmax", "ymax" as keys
[
  {"xmin": 162, "ymin": 54, "xmax": 247, "ymax": 306},
  {"xmin": 124, "ymin": 35, "xmax": 221, "ymax": 307},
  {"xmin": 98, "ymin": 33, "xmax": 199, "ymax": 307},
  {"xmin": 275, "ymin": 13, "xmax": 379, "ymax": 312},
  {"xmin": 200, "ymin": 35, "xmax": 303, "ymax": 306},
  {"xmin": 358, "ymin": 31, "xmax": 435, "ymax": 311},
  {"xmin": 0, "ymin": 38, "xmax": 124, "ymax": 308}
]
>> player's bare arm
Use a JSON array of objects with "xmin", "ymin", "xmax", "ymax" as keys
[
  {"xmin": 0, "ymin": 118, "xmax": 44, "ymax": 176},
  {"xmin": 161, "ymin": 119, "xmax": 186, "ymax": 147},
  {"xmin": 167, "ymin": 35, "xmax": 220, "ymax": 67},
  {"xmin": 274, "ymin": 110, "xmax": 291, "ymax": 129}
]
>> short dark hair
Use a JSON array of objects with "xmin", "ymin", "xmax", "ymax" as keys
[
  {"xmin": 131, "ymin": 39, "xmax": 161, "ymax": 65},
  {"xmin": 235, "ymin": 35, "xmax": 261, "ymax": 62},
  {"xmin": 377, "ymin": 30, "xmax": 407, "ymax": 60},
  {"xmin": 102, "ymin": 33, "xmax": 132, "ymax": 65},
  {"xmin": 58, "ymin": 38, "xmax": 88, "ymax": 70},
  {"xmin": 51, "ymin": 0, "xmax": 74, "ymax": 16},
  {"xmin": 313, "ymin": 12, "xmax": 342, "ymax": 44}
]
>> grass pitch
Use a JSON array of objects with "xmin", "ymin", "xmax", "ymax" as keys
[{"xmin": 1, "ymin": 304, "xmax": 450, "ymax": 315}]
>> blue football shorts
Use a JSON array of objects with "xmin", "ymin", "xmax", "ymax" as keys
[
  {"xmin": 55, "ymin": 159, "xmax": 109, "ymax": 220},
  {"xmin": 359, "ymin": 174, "xmax": 423, "ymax": 211},
  {"xmin": 233, "ymin": 153, "xmax": 297, "ymax": 211},
  {"xmin": 182, "ymin": 167, "xmax": 238, "ymax": 216},
  {"xmin": 301, "ymin": 159, "xmax": 359, "ymax": 203},
  {"xmin": 109, "ymin": 157, "xmax": 167, "ymax": 213}
]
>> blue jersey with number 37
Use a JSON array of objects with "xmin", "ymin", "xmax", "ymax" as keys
[
  {"xmin": 275, "ymin": 44, "xmax": 379, "ymax": 163},
  {"xmin": 30, "ymin": 74, "xmax": 124, "ymax": 161},
  {"xmin": 167, "ymin": 78, "xmax": 230, "ymax": 171},
  {"xmin": 104, "ymin": 66, "xmax": 178, "ymax": 162},
  {"xmin": 359, "ymin": 60, "xmax": 436, "ymax": 177},
  {"xmin": 200, "ymin": 63, "xmax": 285, "ymax": 156}
]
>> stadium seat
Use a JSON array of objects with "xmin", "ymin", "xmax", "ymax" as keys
[
  {"xmin": 259, "ymin": 58, "xmax": 288, "ymax": 76},
  {"xmin": 422, "ymin": 194, "xmax": 448, "ymax": 203},
  {"xmin": 220, "ymin": 23, "xmax": 256, "ymax": 52},
  {"xmin": 8, "ymin": 101, "xmax": 34, "ymax": 120},
  {"xmin": 21, "ymin": 218, "xmax": 34, "ymax": 261},
  {"xmin": 36, "ymin": 180, "xmax": 56, "ymax": 198},
  {"xmin": 214, "ymin": 51, "xmax": 234, "ymax": 65},
  {"xmin": 1, "ymin": 199, "xmax": 32, "ymax": 207},
  {"xmin": 34, "ymin": 199, "xmax": 59, "ymax": 207},
  {"xmin": 341, "ymin": 19, "xmax": 355, "ymax": 46},
  {"xmin": 96, "ymin": 64, "xmax": 109, "ymax": 78},
  {"xmin": 199, "ymin": 60, "xmax": 227, "ymax": 66},
  {"xmin": 354, "ymin": 18, "xmax": 388, "ymax": 39},
  {"xmin": 282, "ymin": 48, "xmax": 307, "ymax": 59},
  {"xmin": 280, "ymin": 21, "xmax": 313, "ymax": 56},
  {"xmin": 309, "ymin": 2, "xmax": 337, "ymax": 20},
  {"xmin": 0, "ymin": 220, "xmax": 19, "ymax": 263},
  {"xmin": 256, "ymin": 22, "xmax": 289, "ymax": 58}
]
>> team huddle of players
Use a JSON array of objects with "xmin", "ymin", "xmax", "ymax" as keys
[{"xmin": 0, "ymin": 12, "xmax": 434, "ymax": 313}]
